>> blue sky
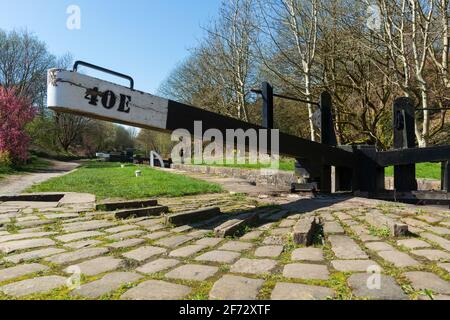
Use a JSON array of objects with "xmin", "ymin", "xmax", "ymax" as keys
[{"xmin": 0, "ymin": 0, "xmax": 221, "ymax": 93}]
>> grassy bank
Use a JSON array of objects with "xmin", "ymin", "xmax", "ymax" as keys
[
  {"xmin": 201, "ymin": 159, "xmax": 441, "ymax": 180},
  {"xmin": 0, "ymin": 157, "xmax": 51, "ymax": 180},
  {"xmin": 385, "ymin": 162, "xmax": 441, "ymax": 180},
  {"xmin": 26, "ymin": 161, "xmax": 223, "ymax": 200},
  {"xmin": 198, "ymin": 159, "xmax": 296, "ymax": 171}
]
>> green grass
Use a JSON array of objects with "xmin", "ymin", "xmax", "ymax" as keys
[
  {"xmin": 385, "ymin": 162, "xmax": 441, "ymax": 180},
  {"xmin": 204, "ymin": 160, "xmax": 441, "ymax": 178},
  {"xmin": 199, "ymin": 158, "xmax": 442, "ymax": 179},
  {"xmin": 25, "ymin": 161, "xmax": 223, "ymax": 200},
  {"xmin": 0, "ymin": 157, "xmax": 51, "ymax": 180},
  {"xmin": 197, "ymin": 158, "xmax": 296, "ymax": 171}
]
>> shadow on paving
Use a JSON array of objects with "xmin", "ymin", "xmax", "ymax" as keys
[{"xmin": 173, "ymin": 194, "xmax": 353, "ymax": 237}]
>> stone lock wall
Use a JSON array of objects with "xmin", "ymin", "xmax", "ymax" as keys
[
  {"xmin": 171, "ymin": 164, "xmax": 441, "ymax": 191},
  {"xmin": 171, "ymin": 164, "xmax": 298, "ymax": 189}
]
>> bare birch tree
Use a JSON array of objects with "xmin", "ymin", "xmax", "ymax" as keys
[
  {"xmin": 257, "ymin": 0, "xmax": 320, "ymax": 141},
  {"xmin": 201, "ymin": 0, "xmax": 259, "ymax": 121},
  {"xmin": 371, "ymin": 0, "xmax": 447, "ymax": 146}
]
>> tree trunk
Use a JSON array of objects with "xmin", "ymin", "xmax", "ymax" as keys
[{"xmin": 305, "ymin": 73, "xmax": 316, "ymax": 141}]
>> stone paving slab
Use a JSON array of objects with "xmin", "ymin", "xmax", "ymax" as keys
[
  {"xmin": 230, "ymin": 258, "xmax": 277, "ymax": 275},
  {"xmin": 240, "ymin": 231, "xmax": 263, "ymax": 241},
  {"xmin": 402, "ymin": 218, "xmax": 430, "ymax": 228},
  {"xmin": 17, "ymin": 227, "xmax": 45, "ymax": 234},
  {"xmin": 122, "ymin": 246, "xmax": 167, "ymax": 262},
  {"xmin": 2, "ymin": 201, "xmax": 59, "ymax": 209},
  {"xmin": 121, "ymin": 280, "xmax": 191, "ymax": 300},
  {"xmin": 279, "ymin": 220, "xmax": 295, "ymax": 228},
  {"xmin": 411, "ymin": 249, "xmax": 450, "ymax": 261},
  {"xmin": 397, "ymin": 239, "xmax": 431, "ymax": 249},
  {"xmin": 0, "ymin": 276, "xmax": 67, "ymax": 297},
  {"xmin": 136, "ymin": 219, "xmax": 163, "ymax": 227},
  {"xmin": 42, "ymin": 213, "xmax": 79, "ymax": 220},
  {"xmin": 145, "ymin": 224, "xmax": 166, "ymax": 232},
  {"xmin": 144, "ymin": 231, "xmax": 171, "ymax": 240},
  {"xmin": 15, "ymin": 220, "xmax": 54, "ymax": 229},
  {"xmin": 291, "ymin": 248, "xmax": 324, "ymax": 261},
  {"xmin": 16, "ymin": 216, "xmax": 40, "ymax": 222},
  {"xmin": 440, "ymin": 221, "xmax": 450, "ymax": 228},
  {"xmin": 324, "ymin": 221, "xmax": 345, "ymax": 234},
  {"xmin": 195, "ymin": 237, "xmax": 224, "ymax": 247},
  {"xmin": 271, "ymin": 283, "xmax": 334, "ymax": 300},
  {"xmin": 169, "ymin": 244, "xmax": 207, "ymax": 258},
  {"xmin": 377, "ymin": 250, "xmax": 420, "ymax": 268},
  {"xmin": 365, "ymin": 242, "xmax": 395, "ymax": 252},
  {"xmin": 0, "ymin": 232, "xmax": 57, "ymax": 243},
  {"xmin": 65, "ymin": 256, "xmax": 125, "ymax": 276},
  {"xmin": 107, "ymin": 238, "xmax": 145, "ymax": 249},
  {"xmin": 71, "ymin": 272, "xmax": 143, "ymax": 299},
  {"xmin": 56, "ymin": 231, "xmax": 104, "ymax": 243},
  {"xmin": 348, "ymin": 224, "xmax": 380, "ymax": 242},
  {"xmin": 209, "ymin": 275, "xmax": 264, "ymax": 300},
  {"xmin": 136, "ymin": 258, "xmax": 181, "ymax": 274},
  {"xmin": 328, "ymin": 235, "xmax": 368, "ymax": 259},
  {"xmin": 0, "ymin": 263, "xmax": 49, "ymax": 282},
  {"xmin": 166, "ymin": 264, "xmax": 219, "ymax": 281},
  {"xmin": 105, "ymin": 230, "xmax": 146, "ymax": 241},
  {"xmin": 270, "ymin": 228, "xmax": 292, "ymax": 236},
  {"xmin": 254, "ymin": 245, "xmax": 284, "ymax": 258},
  {"xmin": 425, "ymin": 226, "xmax": 450, "ymax": 235},
  {"xmin": 421, "ymin": 233, "xmax": 450, "ymax": 251},
  {"xmin": 404, "ymin": 272, "xmax": 450, "ymax": 295},
  {"xmin": 331, "ymin": 260, "xmax": 381, "ymax": 272},
  {"xmin": 218, "ymin": 241, "xmax": 254, "ymax": 252},
  {"xmin": 416, "ymin": 215, "xmax": 443, "ymax": 224},
  {"xmin": 3, "ymin": 248, "xmax": 66, "ymax": 264},
  {"xmin": 172, "ymin": 225, "xmax": 193, "ymax": 233},
  {"xmin": 155, "ymin": 235, "xmax": 193, "ymax": 248},
  {"xmin": 63, "ymin": 220, "xmax": 116, "ymax": 233},
  {"xmin": 438, "ymin": 263, "xmax": 450, "ymax": 273},
  {"xmin": 348, "ymin": 273, "xmax": 408, "ymax": 300},
  {"xmin": 45, "ymin": 247, "xmax": 109, "ymax": 265},
  {"xmin": 335, "ymin": 212, "xmax": 353, "ymax": 220},
  {"xmin": 195, "ymin": 250, "xmax": 241, "ymax": 264},
  {"xmin": 187, "ymin": 229, "xmax": 210, "ymax": 239},
  {"xmin": 262, "ymin": 236, "xmax": 284, "ymax": 245},
  {"xmin": 104, "ymin": 225, "xmax": 139, "ymax": 233},
  {"xmin": 365, "ymin": 210, "xmax": 408, "ymax": 237},
  {"xmin": 283, "ymin": 263, "xmax": 329, "ymax": 280},
  {"xmin": 65, "ymin": 240, "xmax": 102, "ymax": 249},
  {"xmin": 0, "ymin": 238, "xmax": 56, "ymax": 254}
]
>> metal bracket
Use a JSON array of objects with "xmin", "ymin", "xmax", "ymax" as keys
[{"xmin": 72, "ymin": 60, "xmax": 135, "ymax": 90}]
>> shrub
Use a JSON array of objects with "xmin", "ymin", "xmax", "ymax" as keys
[
  {"xmin": 0, "ymin": 150, "xmax": 12, "ymax": 167},
  {"xmin": 0, "ymin": 87, "xmax": 36, "ymax": 163}
]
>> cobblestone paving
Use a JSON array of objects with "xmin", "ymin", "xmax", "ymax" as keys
[{"xmin": 0, "ymin": 192, "xmax": 449, "ymax": 300}]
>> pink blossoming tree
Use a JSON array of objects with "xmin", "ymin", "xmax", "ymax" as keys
[{"xmin": 0, "ymin": 87, "xmax": 36, "ymax": 163}]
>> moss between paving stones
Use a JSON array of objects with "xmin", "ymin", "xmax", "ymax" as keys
[
  {"xmin": 334, "ymin": 207, "xmax": 450, "ymax": 300},
  {"xmin": 0, "ymin": 197, "xmax": 448, "ymax": 300}
]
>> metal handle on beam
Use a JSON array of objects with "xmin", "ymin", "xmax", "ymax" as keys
[{"xmin": 72, "ymin": 61, "xmax": 135, "ymax": 90}]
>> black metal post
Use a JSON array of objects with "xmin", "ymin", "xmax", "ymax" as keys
[
  {"xmin": 262, "ymin": 82, "xmax": 274, "ymax": 129},
  {"xmin": 442, "ymin": 161, "xmax": 450, "ymax": 192},
  {"xmin": 320, "ymin": 91, "xmax": 337, "ymax": 146},
  {"xmin": 393, "ymin": 97, "xmax": 417, "ymax": 192},
  {"xmin": 353, "ymin": 145, "xmax": 385, "ymax": 193},
  {"xmin": 319, "ymin": 91, "xmax": 336, "ymax": 193}
]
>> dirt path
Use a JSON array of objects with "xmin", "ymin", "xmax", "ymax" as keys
[{"xmin": 0, "ymin": 159, "xmax": 79, "ymax": 195}]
